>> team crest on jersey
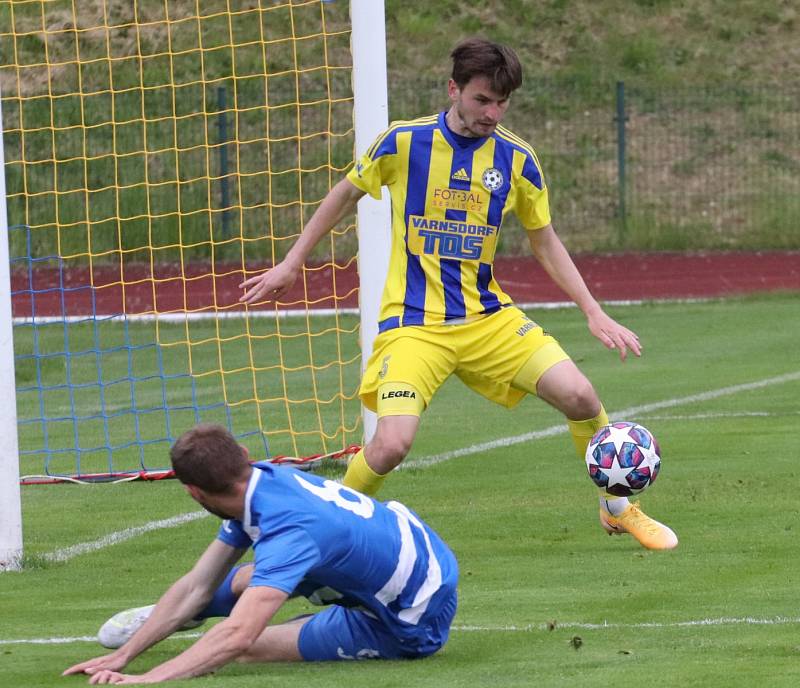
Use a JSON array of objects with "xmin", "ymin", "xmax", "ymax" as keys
[{"xmin": 481, "ymin": 167, "xmax": 504, "ymax": 191}]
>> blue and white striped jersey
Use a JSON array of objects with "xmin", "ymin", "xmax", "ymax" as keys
[{"xmin": 217, "ymin": 463, "xmax": 458, "ymax": 638}]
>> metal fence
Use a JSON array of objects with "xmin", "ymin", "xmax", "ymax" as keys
[
  {"xmin": 3, "ymin": 74, "xmax": 799, "ymax": 256},
  {"xmin": 391, "ymin": 81, "xmax": 800, "ymax": 253}
]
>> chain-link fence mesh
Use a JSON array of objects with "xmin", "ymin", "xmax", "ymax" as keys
[{"xmin": 390, "ymin": 81, "xmax": 800, "ymax": 253}]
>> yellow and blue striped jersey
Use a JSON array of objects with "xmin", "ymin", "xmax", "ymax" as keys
[{"xmin": 347, "ymin": 112, "xmax": 551, "ymax": 333}]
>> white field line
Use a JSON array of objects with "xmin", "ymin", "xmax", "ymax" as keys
[
  {"xmin": 4, "ymin": 615, "xmax": 800, "ymax": 646},
  {"xmin": 637, "ymin": 410, "xmax": 800, "ymax": 421},
  {"xmin": 453, "ymin": 615, "xmax": 800, "ymax": 631},
  {"xmin": 402, "ymin": 371, "xmax": 800, "ymax": 470},
  {"xmin": 10, "ymin": 297, "xmax": 716, "ymax": 326},
  {"xmin": 43, "ymin": 511, "xmax": 208, "ymax": 563},
  {"xmin": 52, "ymin": 383, "xmax": 778, "ymax": 420},
  {"xmin": 11, "ymin": 307, "xmax": 359, "ymax": 325},
  {"xmin": 38, "ymin": 371, "xmax": 800, "ymax": 565}
]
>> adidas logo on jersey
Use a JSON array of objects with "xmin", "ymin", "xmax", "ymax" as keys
[{"xmin": 451, "ymin": 168, "xmax": 470, "ymax": 182}]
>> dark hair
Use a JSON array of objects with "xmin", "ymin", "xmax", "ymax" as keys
[
  {"xmin": 170, "ymin": 424, "xmax": 251, "ymax": 494},
  {"xmin": 450, "ymin": 38, "xmax": 523, "ymax": 97}
]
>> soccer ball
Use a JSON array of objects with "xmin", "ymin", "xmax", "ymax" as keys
[{"xmin": 585, "ymin": 421, "xmax": 661, "ymax": 497}]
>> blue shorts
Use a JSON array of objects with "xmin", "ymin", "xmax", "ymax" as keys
[{"xmin": 298, "ymin": 591, "xmax": 458, "ymax": 661}]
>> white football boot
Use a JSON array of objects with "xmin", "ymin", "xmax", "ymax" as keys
[{"xmin": 97, "ymin": 604, "xmax": 206, "ymax": 649}]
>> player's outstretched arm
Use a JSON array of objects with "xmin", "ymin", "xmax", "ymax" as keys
[
  {"xmin": 527, "ymin": 225, "xmax": 641, "ymax": 361},
  {"xmin": 583, "ymin": 307, "xmax": 642, "ymax": 362},
  {"xmin": 62, "ymin": 652, "xmax": 129, "ymax": 680},
  {"xmin": 63, "ymin": 540, "xmax": 245, "ymax": 680},
  {"xmin": 239, "ymin": 178, "xmax": 365, "ymax": 305},
  {"xmin": 83, "ymin": 586, "xmax": 289, "ymax": 684}
]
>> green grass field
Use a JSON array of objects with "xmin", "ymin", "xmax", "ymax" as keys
[
  {"xmin": 13, "ymin": 312, "xmax": 363, "ymax": 475},
  {"xmin": 3, "ymin": 292, "xmax": 800, "ymax": 687}
]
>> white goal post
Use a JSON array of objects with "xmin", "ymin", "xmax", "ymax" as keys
[
  {"xmin": 351, "ymin": 0, "xmax": 392, "ymax": 444},
  {"xmin": 0, "ymin": 3, "xmax": 392, "ymax": 570},
  {"xmin": 0, "ymin": 84, "xmax": 23, "ymax": 571}
]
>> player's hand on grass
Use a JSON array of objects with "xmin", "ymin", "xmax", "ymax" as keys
[
  {"xmin": 238, "ymin": 260, "xmax": 300, "ymax": 305},
  {"xmin": 86, "ymin": 670, "xmax": 149, "ymax": 685},
  {"xmin": 63, "ymin": 653, "xmax": 128, "ymax": 678},
  {"xmin": 586, "ymin": 311, "xmax": 641, "ymax": 361}
]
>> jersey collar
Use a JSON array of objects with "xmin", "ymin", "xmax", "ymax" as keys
[
  {"xmin": 438, "ymin": 111, "xmax": 490, "ymax": 151},
  {"xmin": 242, "ymin": 467, "xmax": 262, "ymax": 541}
]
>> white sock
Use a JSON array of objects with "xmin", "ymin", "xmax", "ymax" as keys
[{"xmin": 600, "ymin": 495, "xmax": 630, "ymax": 516}]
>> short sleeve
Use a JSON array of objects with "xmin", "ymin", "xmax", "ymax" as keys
[
  {"xmin": 515, "ymin": 154, "xmax": 551, "ymax": 230},
  {"xmin": 345, "ymin": 129, "xmax": 397, "ymax": 200},
  {"xmin": 216, "ymin": 519, "xmax": 251, "ymax": 549},
  {"xmin": 248, "ymin": 526, "xmax": 322, "ymax": 596}
]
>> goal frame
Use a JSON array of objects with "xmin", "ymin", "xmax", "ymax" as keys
[
  {"xmin": 351, "ymin": 0, "xmax": 392, "ymax": 444},
  {"xmin": 0, "ymin": 84, "xmax": 23, "ymax": 571},
  {"xmin": 0, "ymin": 1, "xmax": 391, "ymax": 570}
]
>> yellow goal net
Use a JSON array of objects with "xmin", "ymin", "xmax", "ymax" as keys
[{"xmin": 0, "ymin": 0, "xmax": 367, "ymax": 480}]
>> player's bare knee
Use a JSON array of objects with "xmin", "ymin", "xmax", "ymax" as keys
[
  {"xmin": 369, "ymin": 434, "xmax": 412, "ymax": 468},
  {"xmin": 388, "ymin": 433, "xmax": 414, "ymax": 461},
  {"xmin": 564, "ymin": 381, "xmax": 601, "ymax": 420}
]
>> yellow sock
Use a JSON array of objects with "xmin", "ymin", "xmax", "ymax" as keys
[
  {"xmin": 567, "ymin": 405, "xmax": 609, "ymax": 459},
  {"xmin": 568, "ymin": 407, "xmax": 627, "ymax": 503},
  {"xmin": 342, "ymin": 449, "xmax": 387, "ymax": 496}
]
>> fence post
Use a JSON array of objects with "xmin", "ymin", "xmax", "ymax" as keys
[
  {"xmin": 217, "ymin": 86, "xmax": 231, "ymax": 237},
  {"xmin": 615, "ymin": 80, "xmax": 627, "ymax": 242}
]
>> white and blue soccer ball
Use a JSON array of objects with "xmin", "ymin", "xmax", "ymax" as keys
[{"xmin": 585, "ymin": 421, "xmax": 661, "ymax": 497}]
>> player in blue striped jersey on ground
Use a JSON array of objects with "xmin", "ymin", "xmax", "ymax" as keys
[
  {"xmin": 64, "ymin": 424, "xmax": 458, "ymax": 683},
  {"xmin": 239, "ymin": 38, "xmax": 677, "ymax": 551}
]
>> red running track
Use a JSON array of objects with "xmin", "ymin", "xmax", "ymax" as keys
[{"xmin": 11, "ymin": 252, "xmax": 800, "ymax": 318}]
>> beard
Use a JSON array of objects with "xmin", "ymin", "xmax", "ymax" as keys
[
  {"xmin": 198, "ymin": 500, "xmax": 236, "ymax": 520},
  {"xmin": 455, "ymin": 103, "xmax": 496, "ymax": 137}
]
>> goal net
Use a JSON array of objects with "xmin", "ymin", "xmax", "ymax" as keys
[{"xmin": 0, "ymin": 0, "xmax": 370, "ymax": 483}]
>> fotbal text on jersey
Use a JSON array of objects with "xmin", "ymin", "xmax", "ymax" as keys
[{"xmin": 430, "ymin": 187, "xmax": 486, "ymax": 212}]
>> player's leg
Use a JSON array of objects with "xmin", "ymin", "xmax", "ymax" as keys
[
  {"xmin": 236, "ymin": 615, "xmax": 309, "ymax": 663},
  {"xmin": 250, "ymin": 604, "xmax": 449, "ymax": 662},
  {"xmin": 524, "ymin": 358, "xmax": 678, "ymax": 550},
  {"xmin": 195, "ymin": 563, "xmax": 253, "ymax": 618},
  {"xmin": 243, "ymin": 581, "xmax": 457, "ymax": 663},
  {"xmin": 520, "ymin": 356, "xmax": 607, "ymax": 448},
  {"xmin": 344, "ymin": 414, "xmax": 420, "ymax": 495},
  {"xmin": 456, "ymin": 307, "xmax": 676, "ymax": 550},
  {"xmin": 344, "ymin": 330, "xmax": 455, "ymax": 496}
]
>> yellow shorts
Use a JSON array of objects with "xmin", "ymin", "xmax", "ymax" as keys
[{"xmin": 360, "ymin": 306, "xmax": 570, "ymax": 414}]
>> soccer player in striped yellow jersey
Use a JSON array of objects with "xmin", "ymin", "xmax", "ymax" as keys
[{"xmin": 241, "ymin": 38, "xmax": 677, "ymax": 551}]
